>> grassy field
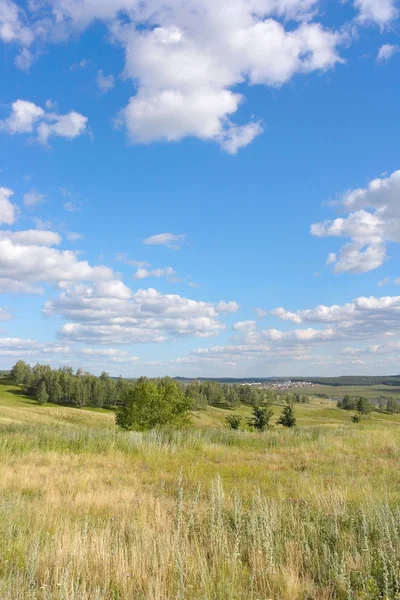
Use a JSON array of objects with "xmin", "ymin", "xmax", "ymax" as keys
[
  {"xmin": 301, "ymin": 383, "xmax": 400, "ymax": 401},
  {"xmin": 0, "ymin": 378, "xmax": 399, "ymax": 599}
]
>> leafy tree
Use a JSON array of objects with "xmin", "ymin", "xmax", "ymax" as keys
[
  {"xmin": 116, "ymin": 378, "xmax": 192, "ymax": 431},
  {"xmin": 386, "ymin": 397, "xmax": 400, "ymax": 414},
  {"xmin": 356, "ymin": 397, "xmax": 373, "ymax": 415},
  {"xmin": 248, "ymin": 406, "xmax": 274, "ymax": 432},
  {"xmin": 277, "ymin": 404, "xmax": 296, "ymax": 428},
  {"xmin": 226, "ymin": 414, "xmax": 242, "ymax": 430},
  {"xmin": 340, "ymin": 395, "xmax": 357, "ymax": 411},
  {"xmin": 36, "ymin": 381, "xmax": 49, "ymax": 405},
  {"xmin": 10, "ymin": 360, "xmax": 31, "ymax": 386},
  {"xmin": 352, "ymin": 413, "xmax": 361, "ymax": 423}
]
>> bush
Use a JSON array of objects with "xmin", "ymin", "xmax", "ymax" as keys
[
  {"xmin": 352, "ymin": 413, "xmax": 361, "ymax": 423},
  {"xmin": 226, "ymin": 414, "xmax": 242, "ymax": 430}
]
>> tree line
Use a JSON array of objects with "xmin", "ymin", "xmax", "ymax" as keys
[
  {"xmin": 337, "ymin": 394, "xmax": 400, "ymax": 415},
  {"xmin": 9, "ymin": 361, "xmax": 308, "ymax": 432}
]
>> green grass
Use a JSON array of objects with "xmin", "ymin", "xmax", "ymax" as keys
[
  {"xmin": 0, "ymin": 379, "xmax": 399, "ymax": 599},
  {"xmin": 301, "ymin": 383, "xmax": 400, "ymax": 400}
]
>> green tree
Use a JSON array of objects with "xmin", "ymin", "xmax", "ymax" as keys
[
  {"xmin": 277, "ymin": 404, "xmax": 296, "ymax": 428},
  {"xmin": 116, "ymin": 378, "xmax": 192, "ymax": 431},
  {"xmin": 340, "ymin": 395, "xmax": 356, "ymax": 411},
  {"xmin": 352, "ymin": 413, "xmax": 361, "ymax": 423},
  {"xmin": 36, "ymin": 381, "xmax": 49, "ymax": 405},
  {"xmin": 356, "ymin": 397, "xmax": 373, "ymax": 415},
  {"xmin": 248, "ymin": 406, "xmax": 274, "ymax": 432},
  {"xmin": 226, "ymin": 414, "xmax": 242, "ymax": 430},
  {"xmin": 10, "ymin": 360, "xmax": 31, "ymax": 386}
]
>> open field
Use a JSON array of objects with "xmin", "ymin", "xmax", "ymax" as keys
[
  {"xmin": 300, "ymin": 383, "xmax": 400, "ymax": 401},
  {"xmin": 0, "ymin": 379, "xmax": 399, "ymax": 599}
]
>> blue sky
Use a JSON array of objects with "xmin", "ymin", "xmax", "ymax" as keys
[{"xmin": 1, "ymin": 0, "xmax": 400, "ymax": 376}]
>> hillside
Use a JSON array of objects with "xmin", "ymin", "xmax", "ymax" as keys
[{"xmin": 0, "ymin": 378, "xmax": 399, "ymax": 599}]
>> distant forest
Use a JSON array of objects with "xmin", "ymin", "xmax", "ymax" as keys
[{"xmin": 177, "ymin": 375, "xmax": 400, "ymax": 387}]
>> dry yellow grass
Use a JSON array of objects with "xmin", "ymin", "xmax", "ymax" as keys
[{"xmin": 0, "ymin": 383, "xmax": 399, "ymax": 599}]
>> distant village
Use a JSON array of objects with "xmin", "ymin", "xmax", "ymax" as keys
[{"xmin": 240, "ymin": 380, "xmax": 314, "ymax": 391}]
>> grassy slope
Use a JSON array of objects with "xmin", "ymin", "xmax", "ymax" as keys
[
  {"xmin": 301, "ymin": 383, "xmax": 400, "ymax": 400},
  {"xmin": 2, "ymin": 378, "xmax": 399, "ymax": 430},
  {"xmin": 0, "ymin": 379, "xmax": 399, "ymax": 599}
]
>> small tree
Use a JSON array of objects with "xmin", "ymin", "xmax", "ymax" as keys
[
  {"xmin": 248, "ymin": 406, "xmax": 274, "ymax": 432},
  {"xmin": 356, "ymin": 397, "xmax": 373, "ymax": 415},
  {"xmin": 226, "ymin": 414, "xmax": 242, "ymax": 430},
  {"xmin": 36, "ymin": 381, "xmax": 49, "ymax": 405},
  {"xmin": 116, "ymin": 378, "xmax": 192, "ymax": 431},
  {"xmin": 277, "ymin": 404, "xmax": 296, "ymax": 428},
  {"xmin": 10, "ymin": 360, "xmax": 31, "ymax": 386},
  {"xmin": 352, "ymin": 413, "xmax": 361, "ymax": 423}
]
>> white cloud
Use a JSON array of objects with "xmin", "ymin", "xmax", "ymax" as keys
[
  {"xmin": 0, "ymin": 99, "xmax": 44, "ymax": 134},
  {"xmin": 4, "ymin": 0, "xmax": 386, "ymax": 153},
  {"xmin": 0, "ymin": 186, "xmax": 17, "ymax": 225},
  {"xmin": 15, "ymin": 47, "xmax": 35, "ymax": 71},
  {"xmin": 143, "ymin": 232, "xmax": 187, "ymax": 249},
  {"xmin": 378, "ymin": 277, "xmax": 391, "ymax": 287},
  {"xmin": 232, "ymin": 320, "xmax": 257, "ymax": 331},
  {"xmin": 312, "ymin": 169, "xmax": 400, "ymax": 273},
  {"xmin": 0, "ymin": 229, "xmax": 61, "ymax": 246},
  {"xmin": 133, "ymin": 266, "xmax": 176, "ymax": 280},
  {"xmin": 1, "ymin": 99, "xmax": 88, "ymax": 144},
  {"xmin": 355, "ymin": 0, "xmax": 397, "ymax": 25},
  {"xmin": 216, "ymin": 301, "xmax": 240, "ymax": 313},
  {"xmin": 0, "ymin": 223, "xmax": 114, "ymax": 294},
  {"xmin": 115, "ymin": 12, "xmax": 343, "ymax": 151},
  {"xmin": 377, "ymin": 44, "xmax": 399, "ymax": 63},
  {"xmin": 67, "ymin": 232, "xmax": 84, "ymax": 242},
  {"xmin": 0, "ymin": 0, "xmax": 33, "ymax": 45},
  {"xmin": 255, "ymin": 308, "xmax": 267, "ymax": 317},
  {"xmin": 219, "ymin": 122, "xmax": 263, "ymax": 155},
  {"xmin": 96, "ymin": 69, "xmax": 115, "ymax": 93},
  {"xmin": 43, "ymin": 285, "xmax": 237, "ymax": 345},
  {"xmin": 23, "ymin": 188, "xmax": 46, "ymax": 207},
  {"xmin": 116, "ymin": 253, "xmax": 150, "ymax": 268},
  {"xmin": 0, "ymin": 336, "xmax": 140, "ymax": 367},
  {"xmin": 64, "ymin": 201, "xmax": 81, "ymax": 212},
  {"xmin": 37, "ymin": 111, "xmax": 88, "ymax": 144}
]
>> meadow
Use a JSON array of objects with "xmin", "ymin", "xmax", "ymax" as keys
[{"xmin": 0, "ymin": 378, "xmax": 399, "ymax": 599}]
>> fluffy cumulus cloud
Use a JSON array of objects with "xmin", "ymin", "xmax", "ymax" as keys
[
  {"xmin": 312, "ymin": 169, "xmax": 400, "ymax": 273},
  {"xmin": 114, "ymin": 9, "xmax": 343, "ymax": 151},
  {"xmin": 0, "ymin": 336, "xmax": 139, "ymax": 365},
  {"xmin": 0, "ymin": 0, "xmax": 355, "ymax": 152},
  {"xmin": 354, "ymin": 0, "xmax": 398, "ymax": 25},
  {"xmin": 0, "ymin": 226, "xmax": 114, "ymax": 293},
  {"xmin": 377, "ymin": 43, "xmax": 399, "ymax": 63},
  {"xmin": 0, "ymin": 0, "xmax": 33, "ymax": 45},
  {"xmin": 0, "ymin": 99, "xmax": 88, "ymax": 144},
  {"xmin": 0, "ymin": 100, "xmax": 44, "ymax": 134},
  {"xmin": 271, "ymin": 295, "xmax": 400, "ymax": 339},
  {"xmin": 0, "ymin": 186, "xmax": 17, "ymax": 225},
  {"xmin": 169, "ymin": 292, "xmax": 400, "ymax": 374},
  {"xmin": 2, "ymin": 0, "xmax": 397, "ymax": 152},
  {"xmin": 43, "ymin": 284, "xmax": 238, "ymax": 344}
]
